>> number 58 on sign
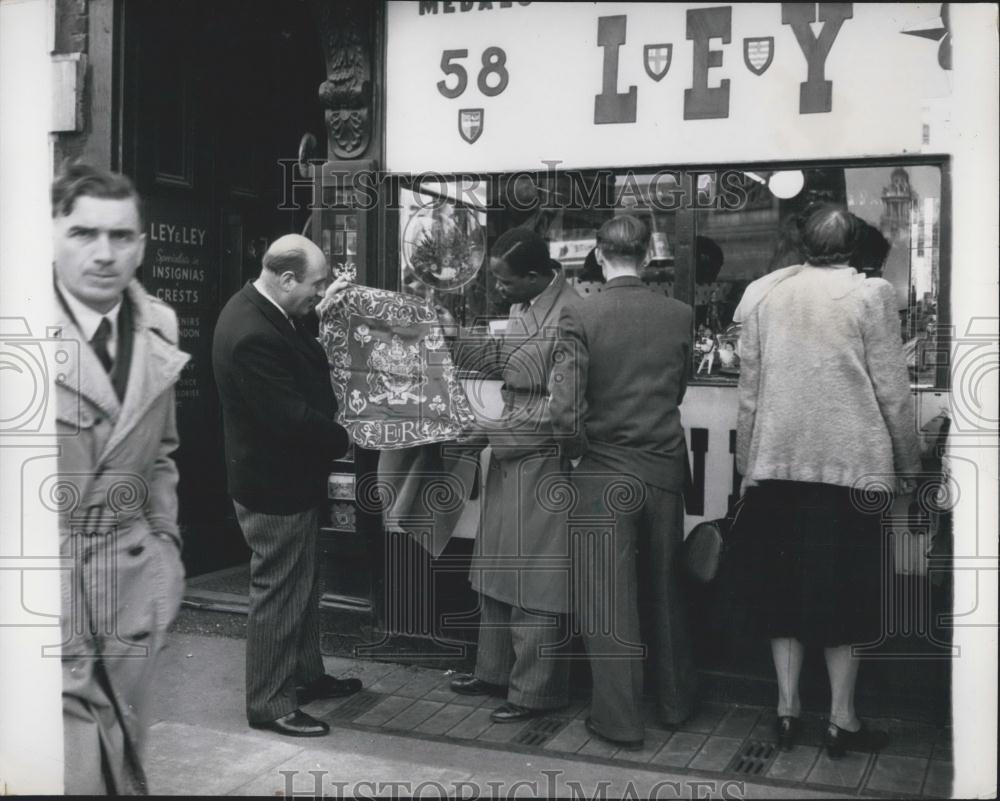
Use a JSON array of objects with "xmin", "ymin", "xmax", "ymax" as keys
[{"xmin": 386, "ymin": 2, "xmax": 952, "ymax": 172}]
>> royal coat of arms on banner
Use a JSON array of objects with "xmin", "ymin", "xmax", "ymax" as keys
[{"xmin": 319, "ymin": 285, "xmax": 475, "ymax": 449}]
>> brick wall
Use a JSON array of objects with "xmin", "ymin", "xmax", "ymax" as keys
[{"xmin": 52, "ymin": 0, "xmax": 117, "ymax": 170}]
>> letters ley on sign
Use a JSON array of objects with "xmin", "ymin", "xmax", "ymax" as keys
[{"xmin": 594, "ymin": 5, "xmax": 853, "ymax": 124}]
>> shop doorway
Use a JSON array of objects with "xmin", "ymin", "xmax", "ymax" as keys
[{"xmin": 119, "ymin": 0, "xmax": 325, "ymax": 574}]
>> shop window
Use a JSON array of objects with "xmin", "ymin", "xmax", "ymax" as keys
[
  {"xmin": 398, "ymin": 173, "xmax": 682, "ymax": 325},
  {"xmin": 691, "ymin": 164, "xmax": 943, "ymax": 387},
  {"xmin": 397, "ymin": 165, "xmax": 945, "ymax": 390}
]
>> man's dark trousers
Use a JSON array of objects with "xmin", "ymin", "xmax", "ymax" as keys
[{"xmin": 572, "ymin": 467, "xmax": 697, "ymax": 742}]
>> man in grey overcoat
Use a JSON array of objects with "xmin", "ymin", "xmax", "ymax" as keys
[
  {"xmin": 450, "ymin": 228, "xmax": 580, "ymax": 722},
  {"xmin": 53, "ymin": 164, "xmax": 189, "ymax": 794}
]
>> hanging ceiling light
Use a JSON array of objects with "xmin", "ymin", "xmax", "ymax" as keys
[{"xmin": 768, "ymin": 170, "xmax": 806, "ymax": 199}]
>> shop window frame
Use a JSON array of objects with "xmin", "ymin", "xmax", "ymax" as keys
[{"xmin": 384, "ymin": 155, "xmax": 951, "ymax": 392}]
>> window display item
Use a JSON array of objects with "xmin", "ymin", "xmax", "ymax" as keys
[{"xmin": 401, "ymin": 207, "xmax": 486, "ymax": 291}]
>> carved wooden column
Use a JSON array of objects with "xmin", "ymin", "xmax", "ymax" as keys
[
  {"xmin": 312, "ymin": 0, "xmax": 379, "ymax": 161},
  {"xmin": 308, "ymin": 1, "xmax": 391, "ymax": 653}
]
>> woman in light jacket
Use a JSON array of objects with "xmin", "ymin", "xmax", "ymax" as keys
[{"xmin": 734, "ymin": 204, "xmax": 922, "ymax": 758}]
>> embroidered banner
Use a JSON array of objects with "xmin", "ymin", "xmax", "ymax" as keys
[{"xmin": 319, "ymin": 286, "xmax": 475, "ymax": 450}]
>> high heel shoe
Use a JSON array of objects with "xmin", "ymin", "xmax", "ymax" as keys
[
  {"xmin": 775, "ymin": 716, "xmax": 800, "ymax": 751},
  {"xmin": 824, "ymin": 721, "xmax": 889, "ymax": 758}
]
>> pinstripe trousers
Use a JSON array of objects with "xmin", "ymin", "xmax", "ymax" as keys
[
  {"xmin": 234, "ymin": 502, "xmax": 325, "ymax": 724},
  {"xmin": 473, "ymin": 595, "xmax": 571, "ymax": 709}
]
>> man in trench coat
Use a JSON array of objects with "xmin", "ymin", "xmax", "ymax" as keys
[
  {"xmin": 53, "ymin": 163, "xmax": 189, "ymax": 794},
  {"xmin": 449, "ymin": 227, "xmax": 580, "ymax": 722}
]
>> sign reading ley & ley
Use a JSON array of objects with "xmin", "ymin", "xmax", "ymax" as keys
[
  {"xmin": 141, "ymin": 199, "xmax": 214, "ymax": 308},
  {"xmin": 139, "ymin": 198, "xmax": 216, "ymax": 408}
]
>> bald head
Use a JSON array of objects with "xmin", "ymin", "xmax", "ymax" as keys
[
  {"xmin": 262, "ymin": 234, "xmax": 325, "ymax": 282},
  {"xmin": 258, "ymin": 233, "xmax": 330, "ymax": 317}
]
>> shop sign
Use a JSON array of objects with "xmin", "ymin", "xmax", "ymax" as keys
[
  {"xmin": 142, "ymin": 199, "xmax": 214, "ymax": 308},
  {"xmin": 139, "ymin": 198, "xmax": 216, "ymax": 410},
  {"xmin": 386, "ymin": 2, "xmax": 952, "ymax": 172}
]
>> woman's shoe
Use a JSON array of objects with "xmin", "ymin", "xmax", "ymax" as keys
[
  {"xmin": 824, "ymin": 721, "xmax": 889, "ymax": 758},
  {"xmin": 775, "ymin": 716, "xmax": 800, "ymax": 751}
]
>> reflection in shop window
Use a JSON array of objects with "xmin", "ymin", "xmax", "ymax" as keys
[
  {"xmin": 398, "ymin": 172, "xmax": 683, "ymax": 328},
  {"xmin": 545, "ymin": 172, "xmax": 681, "ymax": 301},
  {"xmin": 398, "ymin": 180, "xmax": 489, "ymax": 334},
  {"xmin": 396, "ymin": 166, "xmax": 944, "ymax": 389},
  {"xmin": 692, "ymin": 165, "xmax": 942, "ymax": 387}
]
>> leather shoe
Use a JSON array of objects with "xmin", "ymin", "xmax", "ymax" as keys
[
  {"xmin": 775, "ymin": 716, "xmax": 800, "ymax": 752},
  {"xmin": 249, "ymin": 709, "xmax": 329, "ymax": 737},
  {"xmin": 490, "ymin": 702, "xmax": 543, "ymax": 723},
  {"xmin": 824, "ymin": 721, "xmax": 889, "ymax": 759},
  {"xmin": 449, "ymin": 674, "xmax": 506, "ymax": 697},
  {"xmin": 585, "ymin": 716, "xmax": 644, "ymax": 751},
  {"xmin": 297, "ymin": 674, "xmax": 363, "ymax": 703}
]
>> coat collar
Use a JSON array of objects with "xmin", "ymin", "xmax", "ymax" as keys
[
  {"xmin": 506, "ymin": 269, "xmax": 567, "ymax": 339},
  {"xmin": 55, "ymin": 283, "xmax": 122, "ymax": 418},
  {"xmin": 104, "ymin": 281, "xmax": 189, "ymax": 454},
  {"xmin": 242, "ymin": 282, "xmax": 324, "ymax": 364},
  {"xmin": 56, "ymin": 280, "xmax": 190, "ymax": 449},
  {"xmin": 603, "ymin": 275, "xmax": 645, "ymax": 290},
  {"xmin": 243, "ymin": 281, "xmax": 291, "ymax": 331}
]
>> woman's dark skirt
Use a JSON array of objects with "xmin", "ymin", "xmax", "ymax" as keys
[{"xmin": 733, "ymin": 480, "xmax": 890, "ymax": 647}]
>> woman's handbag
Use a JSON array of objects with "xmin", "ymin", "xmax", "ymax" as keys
[{"xmin": 682, "ymin": 497, "xmax": 744, "ymax": 584}]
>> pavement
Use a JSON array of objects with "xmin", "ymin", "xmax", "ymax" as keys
[{"xmin": 146, "ymin": 630, "xmax": 953, "ymax": 798}]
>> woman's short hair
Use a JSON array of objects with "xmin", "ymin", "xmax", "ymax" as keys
[
  {"xmin": 849, "ymin": 218, "xmax": 891, "ymax": 274},
  {"xmin": 798, "ymin": 203, "xmax": 860, "ymax": 266},
  {"xmin": 768, "ymin": 211, "xmax": 806, "ymax": 271},
  {"xmin": 596, "ymin": 215, "xmax": 650, "ymax": 259}
]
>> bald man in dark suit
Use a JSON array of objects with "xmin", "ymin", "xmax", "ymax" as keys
[
  {"xmin": 213, "ymin": 235, "xmax": 361, "ymax": 737},
  {"xmin": 548, "ymin": 215, "xmax": 698, "ymax": 750}
]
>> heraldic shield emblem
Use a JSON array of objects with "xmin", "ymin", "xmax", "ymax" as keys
[
  {"xmin": 744, "ymin": 37, "xmax": 774, "ymax": 75},
  {"xmin": 458, "ymin": 108, "xmax": 484, "ymax": 144},
  {"xmin": 319, "ymin": 285, "xmax": 475, "ymax": 449},
  {"xmin": 644, "ymin": 44, "xmax": 672, "ymax": 81}
]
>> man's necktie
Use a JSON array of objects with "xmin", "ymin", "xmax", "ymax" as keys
[{"xmin": 91, "ymin": 316, "xmax": 113, "ymax": 373}]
